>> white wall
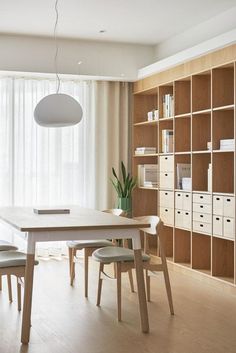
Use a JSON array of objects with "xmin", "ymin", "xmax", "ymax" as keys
[
  {"xmin": 0, "ymin": 34, "xmax": 155, "ymax": 81},
  {"xmin": 154, "ymin": 6, "xmax": 236, "ymax": 60}
]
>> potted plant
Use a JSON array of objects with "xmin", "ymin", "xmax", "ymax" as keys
[{"xmin": 111, "ymin": 161, "xmax": 137, "ymax": 215}]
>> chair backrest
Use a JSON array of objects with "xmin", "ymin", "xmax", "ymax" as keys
[
  {"xmin": 103, "ymin": 209, "xmax": 124, "ymax": 217},
  {"xmin": 133, "ymin": 215, "xmax": 163, "ymax": 236}
]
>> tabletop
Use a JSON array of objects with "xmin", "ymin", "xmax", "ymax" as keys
[{"xmin": 0, "ymin": 206, "xmax": 150, "ymax": 232}]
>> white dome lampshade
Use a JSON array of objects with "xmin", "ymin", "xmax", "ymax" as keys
[{"xmin": 34, "ymin": 93, "xmax": 83, "ymax": 127}]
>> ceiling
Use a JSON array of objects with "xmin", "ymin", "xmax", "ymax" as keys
[{"xmin": 0, "ymin": 0, "xmax": 236, "ymax": 45}]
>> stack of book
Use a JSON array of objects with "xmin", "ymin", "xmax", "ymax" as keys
[
  {"xmin": 162, "ymin": 94, "xmax": 174, "ymax": 118},
  {"xmin": 135, "ymin": 147, "xmax": 156, "ymax": 155},
  {"xmin": 162, "ymin": 130, "xmax": 174, "ymax": 153},
  {"xmin": 176, "ymin": 163, "xmax": 191, "ymax": 190},
  {"xmin": 220, "ymin": 139, "xmax": 234, "ymax": 150},
  {"xmin": 138, "ymin": 164, "xmax": 159, "ymax": 188}
]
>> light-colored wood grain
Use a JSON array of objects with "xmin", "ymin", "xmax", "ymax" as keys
[
  {"xmin": 21, "ymin": 254, "xmax": 36, "ymax": 344},
  {"xmin": 133, "ymin": 44, "xmax": 236, "ymax": 93},
  {"xmin": 0, "ymin": 207, "xmax": 150, "ymax": 232}
]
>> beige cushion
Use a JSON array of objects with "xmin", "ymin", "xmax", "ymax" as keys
[
  {"xmin": 0, "ymin": 251, "xmax": 38, "ymax": 268},
  {"xmin": 67, "ymin": 240, "xmax": 113, "ymax": 249},
  {"xmin": 0, "ymin": 240, "xmax": 18, "ymax": 251},
  {"xmin": 92, "ymin": 246, "xmax": 150, "ymax": 263}
]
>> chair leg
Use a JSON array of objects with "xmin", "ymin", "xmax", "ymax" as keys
[
  {"xmin": 70, "ymin": 248, "xmax": 76, "ymax": 286},
  {"xmin": 7, "ymin": 275, "xmax": 12, "ymax": 303},
  {"xmin": 160, "ymin": 244, "xmax": 174, "ymax": 315},
  {"xmin": 0, "ymin": 275, "xmax": 2, "ymax": 291},
  {"xmin": 17, "ymin": 277, "xmax": 21, "ymax": 311},
  {"xmin": 128, "ymin": 269, "xmax": 135, "ymax": 292},
  {"xmin": 84, "ymin": 248, "xmax": 89, "ymax": 298},
  {"xmin": 116, "ymin": 262, "xmax": 122, "ymax": 321},
  {"xmin": 145, "ymin": 270, "xmax": 151, "ymax": 302},
  {"xmin": 96, "ymin": 263, "xmax": 104, "ymax": 306}
]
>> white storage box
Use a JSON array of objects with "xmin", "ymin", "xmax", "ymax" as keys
[
  {"xmin": 223, "ymin": 217, "xmax": 235, "ymax": 239},
  {"xmin": 213, "ymin": 215, "xmax": 223, "ymax": 236},
  {"xmin": 183, "ymin": 193, "xmax": 191, "ymax": 211},
  {"xmin": 159, "ymin": 155, "xmax": 174, "ymax": 172},
  {"xmin": 193, "ymin": 203, "xmax": 212, "ymax": 214},
  {"xmin": 160, "ymin": 207, "xmax": 174, "ymax": 226},
  {"xmin": 223, "ymin": 196, "xmax": 235, "ymax": 218},
  {"xmin": 175, "ymin": 210, "xmax": 183, "ymax": 228},
  {"xmin": 159, "ymin": 190, "xmax": 174, "ymax": 208},
  {"xmin": 183, "ymin": 211, "xmax": 191, "ymax": 229},
  {"xmin": 160, "ymin": 172, "xmax": 174, "ymax": 189},
  {"xmin": 213, "ymin": 195, "xmax": 223, "ymax": 216},
  {"xmin": 193, "ymin": 193, "xmax": 211, "ymax": 204},
  {"xmin": 193, "ymin": 212, "xmax": 211, "ymax": 223},
  {"xmin": 193, "ymin": 221, "xmax": 212, "ymax": 234}
]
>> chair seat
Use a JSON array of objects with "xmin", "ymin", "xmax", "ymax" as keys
[
  {"xmin": 67, "ymin": 240, "xmax": 113, "ymax": 249},
  {"xmin": 92, "ymin": 246, "xmax": 150, "ymax": 263},
  {"xmin": 0, "ymin": 240, "xmax": 18, "ymax": 251},
  {"xmin": 0, "ymin": 251, "xmax": 39, "ymax": 268}
]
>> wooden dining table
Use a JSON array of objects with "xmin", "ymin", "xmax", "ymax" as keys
[{"xmin": 0, "ymin": 206, "xmax": 150, "ymax": 344}]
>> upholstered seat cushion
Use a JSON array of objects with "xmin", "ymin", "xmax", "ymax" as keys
[
  {"xmin": 67, "ymin": 240, "xmax": 113, "ymax": 249},
  {"xmin": 92, "ymin": 246, "xmax": 150, "ymax": 263},
  {"xmin": 0, "ymin": 240, "xmax": 18, "ymax": 251},
  {"xmin": 0, "ymin": 251, "xmax": 39, "ymax": 268}
]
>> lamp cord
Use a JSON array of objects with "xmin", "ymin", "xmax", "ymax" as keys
[{"xmin": 54, "ymin": 0, "xmax": 61, "ymax": 94}]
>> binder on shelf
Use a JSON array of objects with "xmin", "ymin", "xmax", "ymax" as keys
[{"xmin": 208, "ymin": 163, "xmax": 212, "ymax": 192}]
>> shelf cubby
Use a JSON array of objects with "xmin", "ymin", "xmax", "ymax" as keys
[
  {"xmin": 175, "ymin": 154, "xmax": 191, "ymax": 189},
  {"xmin": 133, "ymin": 90, "xmax": 158, "ymax": 124},
  {"xmin": 158, "ymin": 119, "xmax": 173, "ymax": 153},
  {"xmin": 158, "ymin": 84, "xmax": 174, "ymax": 119},
  {"xmin": 192, "ymin": 72, "xmax": 211, "ymax": 112},
  {"xmin": 212, "ymin": 64, "xmax": 234, "ymax": 108},
  {"xmin": 175, "ymin": 117, "xmax": 191, "ymax": 152},
  {"xmin": 174, "ymin": 228, "xmax": 191, "ymax": 264},
  {"xmin": 192, "ymin": 153, "xmax": 211, "ymax": 192},
  {"xmin": 133, "ymin": 125, "xmax": 157, "ymax": 154},
  {"xmin": 212, "ymin": 237, "xmax": 234, "ymax": 282},
  {"xmin": 174, "ymin": 79, "xmax": 191, "ymax": 116},
  {"xmin": 132, "ymin": 188, "xmax": 157, "ymax": 217},
  {"xmin": 192, "ymin": 113, "xmax": 211, "ymax": 151},
  {"xmin": 212, "ymin": 109, "xmax": 234, "ymax": 150},
  {"xmin": 212, "ymin": 152, "xmax": 234, "ymax": 193},
  {"xmin": 192, "ymin": 233, "xmax": 211, "ymax": 271},
  {"xmin": 161, "ymin": 226, "xmax": 174, "ymax": 259}
]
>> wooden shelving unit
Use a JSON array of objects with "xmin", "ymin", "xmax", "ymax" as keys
[{"xmin": 132, "ymin": 45, "xmax": 236, "ymax": 287}]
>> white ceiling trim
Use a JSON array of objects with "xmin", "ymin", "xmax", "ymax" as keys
[{"xmin": 138, "ymin": 28, "xmax": 236, "ymax": 80}]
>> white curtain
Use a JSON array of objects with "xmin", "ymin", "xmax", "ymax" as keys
[{"xmin": 0, "ymin": 77, "xmax": 130, "ymax": 256}]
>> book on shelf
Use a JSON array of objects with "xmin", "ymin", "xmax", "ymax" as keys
[
  {"xmin": 182, "ymin": 177, "xmax": 191, "ymax": 191},
  {"xmin": 135, "ymin": 147, "xmax": 156, "ymax": 155},
  {"xmin": 208, "ymin": 163, "xmax": 212, "ymax": 192},
  {"xmin": 137, "ymin": 164, "xmax": 159, "ymax": 187},
  {"xmin": 220, "ymin": 139, "xmax": 234, "ymax": 150},
  {"xmin": 161, "ymin": 130, "xmax": 173, "ymax": 153},
  {"xmin": 162, "ymin": 94, "xmax": 174, "ymax": 118},
  {"xmin": 143, "ymin": 181, "xmax": 158, "ymax": 188},
  {"xmin": 147, "ymin": 109, "xmax": 159, "ymax": 121},
  {"xmin": 176, "ymin": 163, "xmax": 191, "ymax": 189}
]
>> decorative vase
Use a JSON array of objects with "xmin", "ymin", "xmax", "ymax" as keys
[{"xmin": 118, "ymin": 197, "xmax": 132, "ymax": 216}]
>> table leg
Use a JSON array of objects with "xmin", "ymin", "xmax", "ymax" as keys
[
  {"xmin": 21, "ymin": 253, "xmax": 35, "ymax": 344},
  {"xmin": 134, "ymin": 248, "xmax": 149, "ymax": 333}
]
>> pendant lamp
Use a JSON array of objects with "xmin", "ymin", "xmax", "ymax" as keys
[{"xmin": 34, "ymin": 0, "xmax": 83, "ymax": 127}]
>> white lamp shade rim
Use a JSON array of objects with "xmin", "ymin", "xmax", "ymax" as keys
[{"xmin": 34, "ymin": 93, "xmax": 83, "ymax": 127}]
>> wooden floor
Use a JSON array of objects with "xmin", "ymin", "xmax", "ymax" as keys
[{"xmin": 0, "ymin": 258, "xmax": 236, "ymax": 353}]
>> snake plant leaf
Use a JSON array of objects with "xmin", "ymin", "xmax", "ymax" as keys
[
  {"xmin": 112, "ymin": 167, "xmax": 119, "ymax": 180},
  {"xmin": 121, "ymin": 161, "xmax": 126, "ymax": 183}
]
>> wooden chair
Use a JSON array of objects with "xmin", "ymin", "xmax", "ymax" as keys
[
  {"xmin": 67, "ymin": 209, "xmax": 135, "ymax": 298},
  {"xmin": 92, "ymin": 216, "xmax": 174, "ymax": 321},
  {"xmin": 0, "ymin": 250, "xmax": 38, "ymax": 310},
  {"xmin": 0, "ymin": 240, "xmax": 18, "ymax": 303}
]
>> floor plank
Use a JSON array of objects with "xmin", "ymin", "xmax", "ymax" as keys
[{"xmin": 0, "ymin": 258, "xmax": 236, "ymax": 353}]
